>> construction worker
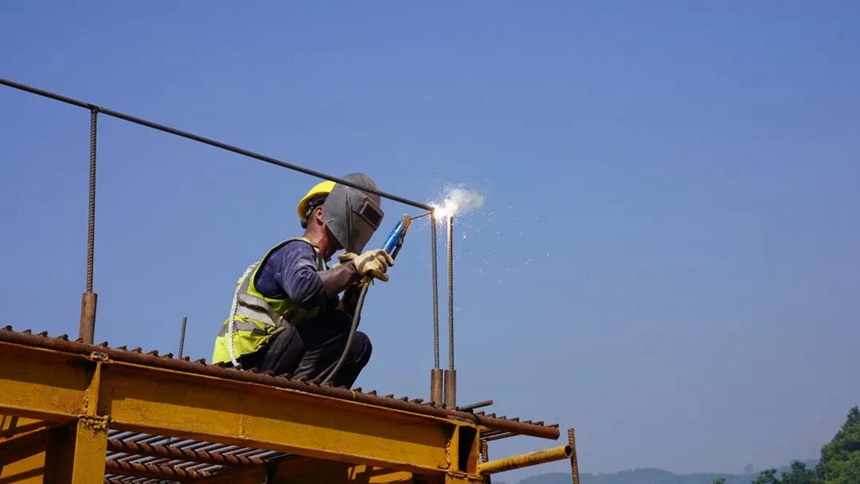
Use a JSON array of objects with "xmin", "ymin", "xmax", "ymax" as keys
[{"xmin": 211, "ymin": 173, "xmax": 394, "ymax": 388}]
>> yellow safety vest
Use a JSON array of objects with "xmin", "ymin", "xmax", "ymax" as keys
[{"xmin": 211, "ymin": 237, "xmax": 327, "ymax": 366}]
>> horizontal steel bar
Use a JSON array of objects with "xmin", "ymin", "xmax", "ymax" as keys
[
  {"xmin": 457, "ymin": 399, "xmax": 493, "ymax": 412},
  {"xmin": 478, "ymin": 445, "xmax": 572, "ymax": 475},
  {"xmin": 482, "ymin": 432, "xmax": 515, "ymax": 442},
  {"xmin": 0, "ymin": 77, "xmax": 433, "ymax": 212}
]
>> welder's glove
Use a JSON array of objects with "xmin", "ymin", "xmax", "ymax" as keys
[
  {"xmin": 349, "ymin": 249, "xmax": 395, "ymax": 282},
  {"xmin": 333, "ymin": 252, "xmax": 358, "ymax": 268}
]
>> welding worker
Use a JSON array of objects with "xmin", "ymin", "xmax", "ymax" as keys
[{"xmin": 211, "ymin": 173, "xmax": 393, "ymax": 388}]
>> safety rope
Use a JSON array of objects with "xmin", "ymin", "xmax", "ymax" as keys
[{"xmin": 227, "ymin": 265, "xmax": 256, "ymax": 369}]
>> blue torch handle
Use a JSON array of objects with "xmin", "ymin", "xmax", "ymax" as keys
[{"xmin": 381, "ymin": 216, "xmax": 411, "ymax": 260}]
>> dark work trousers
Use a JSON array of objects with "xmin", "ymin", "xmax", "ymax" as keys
[{"xmin": 237, "ymin": 310, "xmax": 372, "ymax": 389}]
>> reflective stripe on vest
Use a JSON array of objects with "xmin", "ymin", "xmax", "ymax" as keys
[{"xmin": 211, "ymin": 237, "xmax": 327, "ymax": 366}]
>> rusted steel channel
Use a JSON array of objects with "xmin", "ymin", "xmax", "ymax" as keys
[{"xmin": 0, "ymin": 327, "xmax": 560, "ymax": 440}]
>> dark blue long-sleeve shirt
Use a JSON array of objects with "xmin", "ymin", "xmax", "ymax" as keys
[{"xmin": 254, "ymin": 241, "xmax": 337, "ymax": 309}]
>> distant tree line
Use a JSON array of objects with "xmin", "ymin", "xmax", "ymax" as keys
[{"xmin": 712, "ymin": 407, "xmax": 860, "ymax": 484}]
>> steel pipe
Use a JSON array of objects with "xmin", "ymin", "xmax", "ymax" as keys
[
  {"xmin": 478, "ymin": 445, "xmax": 572, "ymax": 475},
  {"xmin": 78, "ymin": 292, "xmax": 97, "ymax": 345},
  {"xmin": 444, "ymin": 369, "xmax": 456, "ymax": 409},
  {"xmin": 430, "ymin": 368, "xmax": 443, "ymax": 405}
]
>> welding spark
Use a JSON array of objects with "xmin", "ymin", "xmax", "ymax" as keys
[{"xmin": 430, "ymin": 186, "xmax": 485, "ymax": 220}]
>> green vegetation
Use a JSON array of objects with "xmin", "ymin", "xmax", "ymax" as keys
[
  {"xmin": 817, "ymin": 407, "xmax": 860, "ymax": 484},
  {"xmin": 750, "ymin": 406, "xmax": 860, "ymax": 484},
  {"xmin": 517, "ymin": 406, "xmax": 859, "ymax": 484}
]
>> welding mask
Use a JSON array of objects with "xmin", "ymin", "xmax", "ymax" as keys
[{"xmin": 322, "ymin": 173, "xmax": 384, "ymax": 254}]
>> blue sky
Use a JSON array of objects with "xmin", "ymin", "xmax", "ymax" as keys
[{"xmin": 2, "ymin": 2, "xmax": 859, "ymax": 481}]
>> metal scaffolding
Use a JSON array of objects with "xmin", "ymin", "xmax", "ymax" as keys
[
  {"xmin": 0, "ymin": 327, "xmax": 578, "ymax": 483},
  {"xmin": 0, "ymin": 78, "xmax": 580, "ymax": 483}
]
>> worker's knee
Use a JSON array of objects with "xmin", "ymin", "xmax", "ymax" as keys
[{"xmin": 352, "ymin": 331, "xmax": 372, "ymax": 365}]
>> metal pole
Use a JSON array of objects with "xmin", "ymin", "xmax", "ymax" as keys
[
  {"xmin": 78, "ymin": 108, "xmax": 98, "ymax": 344},
  {"xmin": 430, "ymin": 213, "xmax": 443, "ymax": 405},
  {"xmin": 444, "ymin": 215, "xmax": 456, "ymax": 408}
]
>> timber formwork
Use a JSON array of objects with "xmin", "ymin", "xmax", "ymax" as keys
[{"xmin": 0, "ymin": 327, "xmax": 579, "ymax": 483}]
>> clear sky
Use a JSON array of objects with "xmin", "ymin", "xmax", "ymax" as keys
[{"xmin": 2, "ymin": 2, "xmax": 859, "ymax": 481}]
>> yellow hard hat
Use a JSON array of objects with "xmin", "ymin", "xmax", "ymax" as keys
[{"xmin": 297, "ymin": 180, "xmax": 336, "ymax": 224}]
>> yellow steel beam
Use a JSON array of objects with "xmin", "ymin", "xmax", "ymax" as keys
[
  {"xmin": 101, "ymin": 361, "xmax": 452, "ymax": 472},
  {"xmin": 68, "ymin": 418, "xmax": 107, "ymax": 483},
  {"xmin": 0, "ymin": 341, "xmax": 479, "ymax": 477},
  {"xmin": 277, "ymin": 463, "xmax": 351, "ymax": 484},
  {"xmin": 0, "ymin": 345, "xmax": 86, "ymax": 423},
  {"xmin": 348, "ymin": 465, "xmax": 415, "ymax": 483}
]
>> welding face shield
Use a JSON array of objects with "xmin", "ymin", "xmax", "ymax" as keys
[{"xmin": 322, "ymin": 173, "xmax": 384, "ymax": 254}]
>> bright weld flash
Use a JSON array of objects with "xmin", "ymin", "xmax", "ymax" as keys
[{"xmin": 432, "ymin": 201, "xmax": 458, "ymax": 220}]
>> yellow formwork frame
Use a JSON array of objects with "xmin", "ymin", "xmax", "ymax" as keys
[{"xmin": 0, "ymin": 340, "xmax": 487, "ymax": 482}]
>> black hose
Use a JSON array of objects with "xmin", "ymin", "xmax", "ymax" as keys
[{"xmin": 320, "ymin": 282, "xmax": 370, "ymax": 386}]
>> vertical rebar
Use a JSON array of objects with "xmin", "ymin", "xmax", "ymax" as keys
[
  {"xmin": 568, "ymin": 428, "xmax": 580, "ymax": 484},
  {"xmin": 86, "ymin": 108, "xmax": 97, "ymax": 293},
  {"xmin": 430, "ymin": 212, "xmax": 443, "ymax": 405},
  {"xmin": 79, "ymin": 107, "xmax": 99, "ymax": 344},
  {"xmin": 444, "ymin": 215, "xmax": 456, "ymax": 408},
  {"xmin": 178, "ymin": 316, "xmax": 188, "ymax": 359},
  {"xmin": 431, "ymin": 213, "xmax": 440, "ymax": 369},
  {"xmin": 447, "ymin": 215, "xmax": 454, "ymax": 371}
]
